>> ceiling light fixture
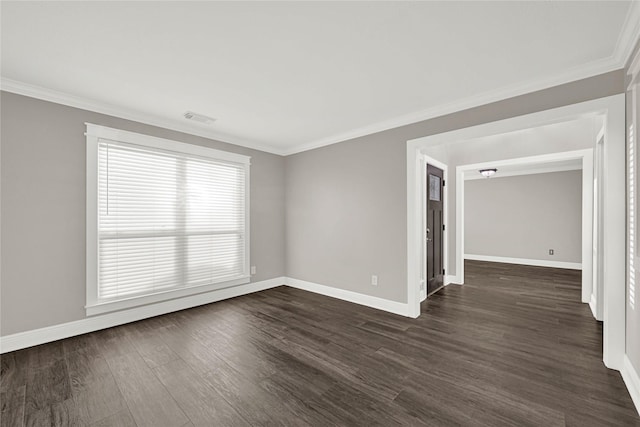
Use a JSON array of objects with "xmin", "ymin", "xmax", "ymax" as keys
[
  {"xmin": 479, "ymin": 168, "xmax": 497, "ymax": 178},
  {"xmin": 183, "ymin": 111, "xmax": 216, "ymax": 125}
]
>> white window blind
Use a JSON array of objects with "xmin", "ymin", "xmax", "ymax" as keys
[{"xmin": 86, "ymin": 124, "xmax": 250, "ymax": 315}]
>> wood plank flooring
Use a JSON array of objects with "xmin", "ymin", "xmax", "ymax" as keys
[{"xmin": 2, "ymin": 260, "xmax": 639, "ymax": 426}]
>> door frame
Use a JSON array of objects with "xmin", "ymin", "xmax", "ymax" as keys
[
  {"xmin": 421, "ymin": 156, "xmax": 448, "ymax": 301},
  {"xmin": 406, "ymin": 94, "xmax": 626, "ymax": 370},
  {"xmin": 591, "ymin": 127, "xmax": 606, "ymax": 321},
  {"xmin": 455, "ymin": 149, "xmax": 593, "ymax": 303}
]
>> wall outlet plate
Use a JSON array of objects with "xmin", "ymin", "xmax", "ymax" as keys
[
  {"xmin": 250, "ymin": 266, "xmax": 256, "ymax": 275},
  {"xmin": 371, "ymin": 275, "xmax": 378, "ymax": 286}
]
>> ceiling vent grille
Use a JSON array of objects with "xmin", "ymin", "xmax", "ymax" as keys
[{"xmin": 183, "ymin": 111, "xmax": 216, "ymax": 124}]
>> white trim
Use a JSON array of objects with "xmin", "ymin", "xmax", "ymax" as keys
[
  {"xmin": 0, "ymin": 277, "xmax": 285, "ymax": 354},
  {"xmin": 85, "ymin": 123, "xmax": 251, "ymax": 164},
  {"xmin": 3, "ymin": 0, "xmax": 639, "ymax": 159},
  {"xmin": 601, "ymin": 95, "xmax": 627, "ymax": 370},
  {"xmin": 407, "ymin": 145, "xmax": 423, "ymax": 318},
  {"xmin": 85, "ymin": 123, "xmax": 252, "ymax": 315},
  {"xmin": 592, "ymin": 131, "xmax": 605, "ymax": 317},
  {"xmin": 446, "ymin": 275, "xmax": 463, "ymax": 285},
  {"xmin": 454, "ymin": 150, "xmax": 592, "ymax": 172},
  {"xmin": 422, "ymin": 156, "xmax": 448, "ymax": 173},
  {"xmin": 285, "ymin": 277, "xmax": 411, "ymax": 317},
  {"xmin": 86, "ymin": 130, "xmax": 99, "ymax": 309},
  {"xmin": 1, "ymin": 277, "xmax": 414, "ymax": 353},
  {"xmin": 456, "ymin": 167, "xmax": 465, "ymax": 287},
  {"xmin": 283, "ymin": 2, "xmax": 640, "ymax": 158},
  {"xmin": 407, "ymin": 94, "xmax": 626, "ymax": 370},
  {"xmin": 582, "ymin": 148, "xmax": 596, "ymax": 306},
  {"xmin": 420, "ymin": 155, "xmax": 428, "ymax": 303},
  {"xmin": 463, "ymin": 163, "xmax": 582, "ymax": 180},
  {"xmin": 86, "ymin": 276, "xmax": 251, "ymax": 316},
  {"xmin": 464, "ymin": 254, "xmax": 582, "ymax": 270},
  {"xmin": 622, "ymin": 355, "xmax": 640, "ymax": 416},
  {"xmin": 283, "ymin": 61, "xmax": 618, "ymax": 155},
  {"xmin": 629, "ymin": 49, "xmax": 640, "ymax": 87},
  {"xmin": 617, "ymin": 0, "xmax": 640, "ymax": 70},
  {"xmin": 589, "ymin": 294, "xmax": 601, "ymax": 321},
  {"xmin": 1, "ymin": 78, "xmax": 285, "ymax": 156}
]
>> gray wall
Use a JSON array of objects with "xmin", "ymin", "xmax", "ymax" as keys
[
  {"xmin": 0, "ymin": 92, "xmax": 286, "ymax": 336},
  {"xmin": 286, "ymin": 70, "xmax": 623, "ymax": 304},
  {"xmin": 464, "ymin": 171, "xmax": 582, "ymax": 263},
  {"xmin": 626, "ymin": 39, "xmax": 640, "ymax": 379}
]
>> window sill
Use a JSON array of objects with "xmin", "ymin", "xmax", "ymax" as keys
[{"xmin": 85, "ymin": 275, "xmax": 251, "ymax": 316}]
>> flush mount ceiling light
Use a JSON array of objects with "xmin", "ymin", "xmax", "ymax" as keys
[
  {"xmin": 183, "ymin": 111, "xmax": 216, "ymax": 125},
  {"xmin": 479, "ymin": 168, "xmax": 497, "ymax": 178}
]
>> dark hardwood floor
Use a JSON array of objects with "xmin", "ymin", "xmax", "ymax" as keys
[{"xmin": 2, "ymin": 260, "xmax": 639, "ymax": 426}]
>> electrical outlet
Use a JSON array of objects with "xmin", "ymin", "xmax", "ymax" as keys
[
  {"xmin": 371, "ymin": 275, "xmax": 378, "ymax": 286},
  {"xmin": 549, "ymin": 249, "xmax": 554, "ymax": 255},
  {"xmin": 250, "ymin": 266, "xmax": 256, "ymax": 275}
]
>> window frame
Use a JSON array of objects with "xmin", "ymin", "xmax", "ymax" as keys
[
  {"xmin": 628, "ymin": 51, "xmax": 640, "ymax": 313},
  {"xmin": 85, "ymin": 123, "xmax": 251, "ymax": 316}
]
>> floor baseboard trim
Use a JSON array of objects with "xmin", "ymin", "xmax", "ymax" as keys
[
  {"xmin": 588, "ymin": 294, "xmax": 603, "ymax": 321},
  {"xmin": 622, "ymin": 355, "xmax": 640, "ymax": 416},
  {"xmin": 446, "ymin": 275, "xmax": 463, "ymax": 285},
  {"xmin": 285, "ymin": 277, "xmax": 411, "ymax": 317},
  {"xmin": 0, "ymin": 277, "xmax": 285, "ymax": 354},
  {"xmin": 464, "ymin": 254, "xmax": 582, "ymax": 270}
]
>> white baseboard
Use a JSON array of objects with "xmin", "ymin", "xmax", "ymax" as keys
[
  {"xmin": 0, "ymin": 277, "xmax": 285, "ymax": 354},
  {"xmin": 285, "ymin": 277, "xmax": 411, "ymax": 317},
  {"xmin": 464, "ymin": 254, "xmax": 582, "ymax": 270},
  {"xmin": 5, "ymin": 271, "xmax": 636, "ymax": 417},
  {"xmin": 4, "ymin": 271, "xmax": 639, "ymax": 419},
  {"xmin": 589, "ymin": 294, "xmax": 597, "ymax": 319},
  {"xmin": 1, "ymin": 276, "xmax": 413, "ymax": 353},
  {"xmin": 622, "ymin": 355, "xmax": 640, "ymax": 416},
  {"xmin": 446, "ymin": 275, "xmax": 463, "ymax": 285},
  {"xmin": 589, "ymin": 293, "xmax": 603, "ymax": 321}
]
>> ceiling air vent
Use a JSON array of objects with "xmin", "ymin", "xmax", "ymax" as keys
[{"xmin": 183, "ymin": 111, "xmax": 216, "ymax": 125}]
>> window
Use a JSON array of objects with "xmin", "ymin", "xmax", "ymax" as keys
[
  {"xmin": 428, "ymin": 174, "xmax": 441, "ymax": 201},
  {"xmin": 86, "ymin": 124, "xmax": 250, "ymax": 315}
]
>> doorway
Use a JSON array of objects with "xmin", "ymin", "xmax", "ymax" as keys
[
  {"xmin": 426, "ymin": 163, "xmax": 445, "ymax": 296},
  {"xmin": 407, "ymin": 94, "xmax": 625, "ymax": 370},
  {"xmin": 421, "ymin": 156, "xmax": 448, "ymax": 301},
  {"xmin": 456, "ymin": 150, "xmax": 593, "ymax": 295}
]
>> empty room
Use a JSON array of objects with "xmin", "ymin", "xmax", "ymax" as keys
[{"xmin": 2, "ymin": 1, "xmax": 640, "ymax": 426}]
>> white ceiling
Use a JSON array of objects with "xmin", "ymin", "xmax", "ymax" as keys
[
  {"xmin": 1, "ymin": 1, "xmax": 638, "ymax": 155},
  {"xmin": 454, "ymin": 116, "xmax": 599, "ymax": 180},
  {"xmin": 463, "ymin": 158, "xmax": 583, "ymax": 181}
]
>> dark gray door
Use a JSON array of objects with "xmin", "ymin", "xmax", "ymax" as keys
[{"xmin": 426, "ymin": 164, "xmax": 444, "ymax": 295}]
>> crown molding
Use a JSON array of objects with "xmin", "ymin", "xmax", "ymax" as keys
[
  {"xmin": 3, "ymin": 2, "xmax": 639, "ymax": 158},
  {"xmin": 283, "ymin": 3, "xmax": 640, "ymax": 156},
  {"xmin": 283, "ymin": 55, "xmax": 621, "ymax": 156},
  {"xmin": 0, "ymin": 78, "xmax": 287, "ymax": 156},
  {"xmin": 616, "ymin": 0, "xmax": 640, "ymax": 68}
]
